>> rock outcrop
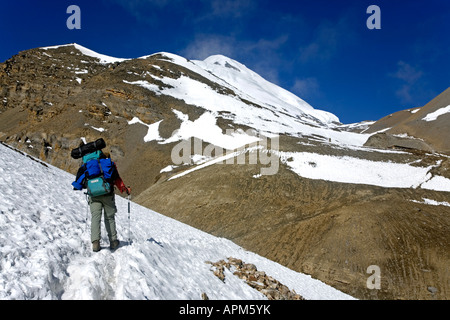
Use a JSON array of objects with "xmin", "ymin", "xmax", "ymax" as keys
[{"xmin": 207, "ymin": 258, "xmax": 304, "ymax": 300}]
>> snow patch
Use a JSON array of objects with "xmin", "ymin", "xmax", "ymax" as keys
[
  {"xmin": 163, "ymin": 111, "xmax": 261, "ymax": 150},
  {"xmin": 90, "ymin": 126, "xmax": 106, "ymax": 132},
  {"xmin": 160, "ymin": 165, "xmax": 177, "ymax": 173},
  {"xmin": 128, "ymin": 117, "xmax": 163, "ymax": 142},
  {"xmin": 42, "ymin": 43, "xmax": 128, "ymax": 64},
  {"xmin": 123, "ymin": 80, "xmax": 161, "ymax": 94},
  {"xmin": 280, "ymin": 152, "xmax": 450, "ymax": 192},
  {"xmin": 422, "ymin": 105, "xmax": 450, "ymax": 121},
  {"xmin": 420, "ymin": 175, "xmax": 450, "ymax": 192},
  {"xmin": 410, "ymin": 198, "xmax": 450, "ymax": 207}
]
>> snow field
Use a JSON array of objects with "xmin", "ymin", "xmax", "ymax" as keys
[
  {"xmin": 0, "ymin": 143, "xmax": 354, "ymax": 300},
  {"xmin": 279, "ymin": 151, "xmax": 450, "ymax": 192}
]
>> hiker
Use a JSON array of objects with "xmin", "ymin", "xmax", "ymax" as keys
[{"xmin": 72, "ymin": 148, "xmax": 131, "ymax": 252}]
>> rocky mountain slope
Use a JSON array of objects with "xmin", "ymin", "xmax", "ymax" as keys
[
  {"xmin": 0, "ymin": 44, "xmax": 449, "ymax": 300},
  {"xmin": 364, "ymin": 87, "xmax": 450, "ymax": 153}
]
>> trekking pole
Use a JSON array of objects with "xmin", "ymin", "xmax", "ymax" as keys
[
  {"xmin": 127, "ymin": 187, "xmax": 131, "ymax": 245},
  {"xmin": 84, "ymin": 192, "xmax": 89, "ymax": 234}
]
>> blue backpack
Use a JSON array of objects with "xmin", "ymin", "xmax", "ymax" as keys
[{"xmin": 72, "ymin": 151, "xmax": 115, "ymax": 197}]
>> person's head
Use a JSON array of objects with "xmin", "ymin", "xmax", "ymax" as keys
[{"xmin": 102, "ymin": 150, "xmax": 111, "ymax": 158}]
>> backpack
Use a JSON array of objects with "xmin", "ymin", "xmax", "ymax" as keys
[
  {"xmin": 71, "ymin": 138, "xmax": 106, "ymax": 159},
  {"xmin": 83, "ymin": 151, "xmax": 115, "ymax": 197}
]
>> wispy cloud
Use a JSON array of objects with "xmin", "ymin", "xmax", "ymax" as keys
[
  {"xmin": 180, "ymin": 34, "xmax": 236, "ymax": 60},
  {"xmin": 108, "ymin": 0, "xmax": 184, "ymax": 25},
  {"xmin": 298, "ymin": 13, "xmax": 355, "ymax": 64},
  {"xmin": 389, "ymin": 61, "xmax": 424, "ymax": 104},
  {"xmin": 291, "ymin": 77, "xmax": 320, "ymax": 99},
  {"xmin": 209, "ymin": 0, "xmax": 256, "ymax": 18},
  {"xmin": 391, "ymin": 61, "xmax": 423, "ymax": 84},
  {"xmin": 116, "ymin": 0, "xmax": 256, "ymax": 24},
  {"xmin": 180, "ymin": 34, "xmax": 288, "ymax": 84}
]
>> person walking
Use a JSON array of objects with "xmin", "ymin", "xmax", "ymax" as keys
[{"xmin": 72, "ymin": 148, "xmax": 131, "ymax": 252}]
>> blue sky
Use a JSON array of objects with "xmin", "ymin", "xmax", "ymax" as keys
[{"xmin": 1, "ymin": 0, "xmax": 449, "ymax": 123}]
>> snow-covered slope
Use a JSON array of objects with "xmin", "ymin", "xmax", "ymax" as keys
[
  {"xmin": 0, "ymin": 143, "xmax": 354, "ymax": 300},
  {"xmin": 195, "ymin": 55, "xmax": 339, "ymax": 125},
  {"xmin": 125, "ymin": 51, "xmax": 370, "ymax": 147}
]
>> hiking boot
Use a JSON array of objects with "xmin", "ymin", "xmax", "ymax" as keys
[
  {"xmin": 92, "ymin": 240, "xmax": 101, "ymax": 252},
  {"xmin": 110, "ymin": 239, "xmax": 120, "ymax": 250}
]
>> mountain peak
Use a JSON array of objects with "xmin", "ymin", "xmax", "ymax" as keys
[
  {"xmin": 38, "ymin": 44, "xmax": 340, "ymax": 126},
  {"xmin": 41, "ymin": 43, "xmax": 128, "ymax": 64},
  {"xmin": 192, "ymin": 53, "xmax": 340, "ymax": 126},
  {"xmin": 202, "ymin": 54, "xmax": 244, "ymax": 72}
]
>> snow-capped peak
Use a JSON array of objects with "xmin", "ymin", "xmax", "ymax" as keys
[
  {"xmin": 137, "ymin": 50, "xmax": 340, "ymax": 127},
  {"xmin": 193, "ymin": 55, "xmax": 340, "ymax": 125},
  {"xmin": 202, "ymin": 54, "xmax": 247, "ymax": 73},
  {"xmin": 41, "ymin": 43, "xmax": 129, "ymax": 64}
]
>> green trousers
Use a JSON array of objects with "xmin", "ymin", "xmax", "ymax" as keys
[{"xmin": 89, "ymin": 193, "xmax": 118, "ymax": 243}]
